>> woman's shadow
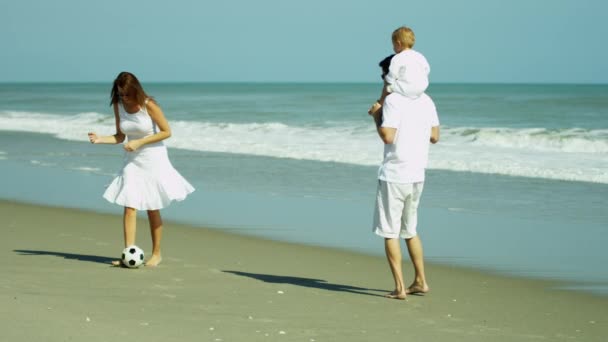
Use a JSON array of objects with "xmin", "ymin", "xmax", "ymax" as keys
[
  {"xmin": 223, "ymin": 270, "xmax": 386, "ymax": 298},
  {"xmin": 14, "ymin": 249, "xmax": 115, "ymax": 264}
]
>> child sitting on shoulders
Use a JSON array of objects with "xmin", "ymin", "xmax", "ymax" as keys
[{"xmin": 369, "ymin": 26, "xmax": 431, "ymax": 115}]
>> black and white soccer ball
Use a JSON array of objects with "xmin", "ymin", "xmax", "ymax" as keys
[{"xmin": 121, "ymin": 245, "xmax": 144, "ymax": 268}]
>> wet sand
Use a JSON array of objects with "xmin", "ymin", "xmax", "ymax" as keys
[{"xmin": 1, "ymin": 200, "xmax": 606, "ymax": 341}]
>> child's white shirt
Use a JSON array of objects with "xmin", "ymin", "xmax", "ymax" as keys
[{"xmin": 385, "ymin": 49, "xmax": 430, "ymax": 99}]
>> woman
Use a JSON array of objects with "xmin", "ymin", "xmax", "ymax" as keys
[{"xmin": 88, "ymin": 71, "xmax": 194, "ymax": 267}]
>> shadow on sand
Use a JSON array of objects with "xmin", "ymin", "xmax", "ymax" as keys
[
  {"xmin": 14, "ymin": 249, "xmax": 115, "ymax": 265},
  {"xmin": 223, "ymin": 270, "xmax": 387, "ymax": 298}
]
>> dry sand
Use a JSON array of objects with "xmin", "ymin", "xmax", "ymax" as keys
[{"xmin": 1, "ymin": 200, "xmax": 606, "ymax": 341}]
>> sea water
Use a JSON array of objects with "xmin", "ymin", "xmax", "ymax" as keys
[{"xmin": 1, "ymin": 82, "xmax": 607, "ymax": 295}]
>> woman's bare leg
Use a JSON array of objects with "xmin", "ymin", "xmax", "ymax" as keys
[
  {"xmin": 112, "ymin": 207, "xmax": 137, "ymax": 266},
  {"xmin": 145, "ymin": 209, "xmax": 163, "ymax": 267}
]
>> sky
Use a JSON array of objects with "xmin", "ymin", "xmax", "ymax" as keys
[{"xmin": 1, "ymin": 0, "xmax": 607, "ymax": 83}]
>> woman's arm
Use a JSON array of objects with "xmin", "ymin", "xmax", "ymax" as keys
[{"xmin": 88, "ymin": 103, "xmax": 126, "ymax": 144}]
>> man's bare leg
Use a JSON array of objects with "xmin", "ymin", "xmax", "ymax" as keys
[
  {"xmin": 384, "ymin": 238, "xmax": 406, "ymax": 299},
  {"xmin": 405, "ymin": 235, "xmax": 430, "ymax": 294}
]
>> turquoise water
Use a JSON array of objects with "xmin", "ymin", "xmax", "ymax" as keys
[
  {"xmin": 1, "ymin": 83, "xmax": 607, "ymax": 295},
  {"xmin": 2, "ymin": 82, "xmax": 607, "ymax": 182}
]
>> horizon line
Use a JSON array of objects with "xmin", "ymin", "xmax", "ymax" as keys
[{"xmin": 0, "ymin": 81, "xmax": 607, "ymax": 86}]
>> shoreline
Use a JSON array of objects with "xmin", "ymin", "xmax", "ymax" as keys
[
  {"xmin": 2, "ymin": 200, "xmax": 607, "ymax": 341},
  {"xmin": 2, "ymin": 149, "xmax": 608, "ymax": 297},
  {"xmin": 1, "ymin": 198, "xmax": 603, "ymax": 297}
]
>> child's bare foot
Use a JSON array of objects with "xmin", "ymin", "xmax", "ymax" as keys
[
  {"xmin": 406, "ymin": 283, "xmax": 430, "ymax": 295},
  {"xmin": 145, "ymin": 255, "xmax": 162, "ymax": 267},
  {"xmin": 384, "ymin": 290, "xmax": 406, "ymax": 300}
]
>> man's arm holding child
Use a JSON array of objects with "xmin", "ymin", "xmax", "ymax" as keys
[
  {"xmin": 430, "ymin": 126, "xmax": 440, "ymax": 144},
  {"xmin": 369, "ymin": 105, "xmax": 397, "ymax": 145}
]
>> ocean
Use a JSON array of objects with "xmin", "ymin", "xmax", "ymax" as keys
[{"xmin": 1, "ymin": 82, "xmax": 607, "ymax": 295}]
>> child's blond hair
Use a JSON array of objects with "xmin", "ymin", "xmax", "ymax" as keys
[{"xmin": 392, "ymin": 26, "xmax": 416, "ymax": 49}]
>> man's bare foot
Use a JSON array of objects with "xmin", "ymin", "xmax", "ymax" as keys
[
  {"xmin": 111, "ymin": 260, "xmax": 122, "ymax": 267},
  {"xmin": 145, "ymin": 255, "xmax": 162, "ymax": 267},
  {"xmin": 406, "ymin": 284, "xmax": 430, "ymax": 295},
  {"xmin": 384, "ymin": 290, "xmax": 406, "ymax": 300}
]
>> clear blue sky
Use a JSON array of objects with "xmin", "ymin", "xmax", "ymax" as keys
[{"xmin": 1, "ymin": 0, "xmax": 606, "ymax": 83}]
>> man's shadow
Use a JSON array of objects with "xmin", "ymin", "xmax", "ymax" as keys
[
  {"xmin": 14, "ymin": 250, "xmax": 115, "ymax": 264},
  {"xmin": 223, "ymin": 270, "xmax": 386, "ymax": 298}
]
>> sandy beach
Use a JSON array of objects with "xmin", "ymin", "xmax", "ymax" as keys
[{"xmin": 1, "ymin": 200, "xmax": 606, "ymax": 341}]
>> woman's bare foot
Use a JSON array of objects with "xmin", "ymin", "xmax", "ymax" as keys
[
  {"xmin": 384, "ymin": 290, "xmax": 406, "ymax": 300},
  {"xmin": 145, "ymin": 254, "xmax": 162, "ymax": 267},
  {"xmin": 406, "ymin": 283, "xmax": 430, "ymax": 295}
]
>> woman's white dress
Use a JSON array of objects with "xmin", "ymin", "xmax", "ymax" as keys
[{"xmin": 103, "ymin": 100, "xmax": 194, "ymax": 210}]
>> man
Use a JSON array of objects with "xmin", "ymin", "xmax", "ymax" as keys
[{"xmin": 369, "ymin": 76, "xmax": 439, "ymax": 300}]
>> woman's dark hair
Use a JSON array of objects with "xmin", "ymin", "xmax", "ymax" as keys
[
  {"xmin": 110, "ymin": 71, "xmax": 152, "ymax": 106},
  {"xmin": 379, "ymin": 54, "xmax": 395, "ymax": 79}
]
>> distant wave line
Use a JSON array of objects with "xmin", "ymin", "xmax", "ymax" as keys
[{"xmin": 1, "ymin": 110, "xmax": 607, "ymax": 184}]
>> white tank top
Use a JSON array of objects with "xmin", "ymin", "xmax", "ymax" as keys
[{"xmin": 118, "ymin": 99, "xmax": 160, "ymax": 143}]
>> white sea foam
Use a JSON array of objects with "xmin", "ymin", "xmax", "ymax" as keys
[
  {"xmin": 1, "ymin": 111, "xmax": 607, "ymax": 184},
  {"xmin": 30, "ymin": 159, "xmax": 55, "ymax": 167},
  {"xmin": 70, "ymin": 166, "xmax": 102, "ymax": 172},
  {"xmin": 447, "ymin": 126, "xmax": 608, "ymax": 154}
]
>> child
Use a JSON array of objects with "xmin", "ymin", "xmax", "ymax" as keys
[
  {"xmin": 385, "ymin": 26, "xmax": 430, "ymax": 98},
  {"xmin": 88, "ymin": 71, "xmax": 195, "ymax": 267},
  {"xmin": 369, "ymin": 26, "xmax": 431, "ymax": 116}
]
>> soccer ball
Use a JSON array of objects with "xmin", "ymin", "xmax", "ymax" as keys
[{"xmin": 121, "ymin": 245, "xmax": 144, "ymax": 268}]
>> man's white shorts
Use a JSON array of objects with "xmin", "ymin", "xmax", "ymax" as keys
[{"xmin": 373, "ymin": 180, "xmax": 424, "ymax": 239}]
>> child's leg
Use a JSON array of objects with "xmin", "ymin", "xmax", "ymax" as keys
[{"xmin": 145, "ymin": 209, "xmax": 163, "ymax": 266}]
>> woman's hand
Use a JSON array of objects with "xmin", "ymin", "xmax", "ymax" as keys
[
  {"xmin": 124, "ymin": 139, "xmax": 143, "ymax": 152},
  {"xmin": 88, "ymin": 132, "xmax": 99, "ymax": 144}
]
